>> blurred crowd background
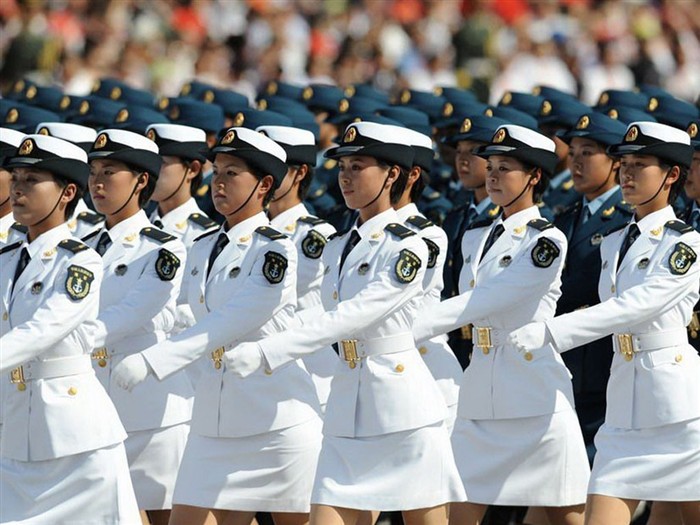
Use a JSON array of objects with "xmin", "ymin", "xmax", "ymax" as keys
[{"xmin": 1, "ymin": 0, "xmax": 699, "ymax": 105}]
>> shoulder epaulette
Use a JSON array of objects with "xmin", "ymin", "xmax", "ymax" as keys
[
  {"xmin": 527, "ymin": 218, "xmax": 554, "ymax": 232},
  {"xmin": 616, "ymin": 200, "xmax": 635, "ymax": 214},
  {"xmin": 194, "ymin": 229, "xmax": 218, "ymax": 242},
  {"xmin": 77, "ymin": 211, "xmax": 105, "ymax": 225},
  {"xmin": 406, "ymin": 215, "xmax": 433, "ymax": 230},
  {"xmin": 58, "ymin": 238, "xmax": 89, "ymax": 253},
  {"xmin": 466, "ymin": 218, "xmax": 495, "ymax": 231},
  {"xmin": 81, "ymin": 230, "xmax": 100, "ymax": 243},
  {"xmin": 665, "ymin": 220, "xmax": 693, "ymax": 234},
  {"xmin": 188, "ymin": 213, "xmax": 218, "ymax": 229},
  {"xmin": 255, "ymin": 226, "xmax": 285, "ymax": 240},
  {"xmin": 605, "ymin": 223, "xmax": 628, "ymax": 236},
  {"xmin": 298, "ymin": 216, "xmax": 326, "ymax": 226},
  {"xmin": 10, "ymin": 222, "xmax": 27, "ymax": 234},
  {"xmin": 385, "ymin": 222, "xmax": 415, "ymax": 239},
  {"xmin": 140, "ymin": 227, "xmax": 177, "ymax": 243},
  {"xmin": 328, "ymin": 229, "xmax": 348, "ymax": 241},
  {"xmin": 0, "ymin": 241, "xmax": 21, "ymax": 255}
]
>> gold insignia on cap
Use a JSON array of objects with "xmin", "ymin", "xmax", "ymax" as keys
[
  {"xmin": 338, "ymin": 98, "xmax": 350, "ymax": 113},
  {"xmin": 493, "ymin": 128, "xmax": 507, "ymax": 143},
  {"xmin": 688, "ymin": 122, "xmax": 698, "ymax": 139},
  {"xmin": 79, "ymin": 100, "xmax": 89, "ymax": 115},
  {"xmin": 158, "ymin": 97, "xmax": 169, "ymax": 110},
  {"xmin": 647, "ymin": 97, "xmax": 658, "ymax": 111},
  {"xmin": 115, "ymin": 108, "xmax": 129, "ymax": 123},
  {"xmin": 541, "ymin": 100, "xmax": 552, "ymax": 116},
  {"xmin": 267, "ymin": 81, "xmax": 278, "ymax": 95},
  {"xmin": 599, "ymin": 92, "xmax": 609, "ymax": 105},
  {"xmin": 110, "ymin": 86, "xmax": 122, "ymax": 100},
  {"xmin": 625, "ymin": 125, "xmax": 639, "ymax": 142},
  {"xmin": 180, "ymin": 83, "xmax": 191, "ymax": 95},
  {"xmin": 203, "ymin": 90, "xmax": 215, "ymax": 103},
  {"xmin": 343, "ymin": 126, "xmax": 357, "ymax": 143},
  {"xmin": 13, "ymin": 79, "xmax": 25, "ymax": 93},
  {"xmin": 19, "ymin": 139, "xmax": 33, "ymax": 155},
  {"xmin": 169, "ymin": 106, "xmax": 180, "ymax": 120},
  {"xmin": 302, "ymin": 86, "xmax": 313, "ymax": 100},
  {"xmin": 25, "ymin": 85, "xmax": 37, "ymax": 99},
  {"xmin": 608, "ymin": 108, "xmax": 619, "ymax": 119},
  {"xmin": 60, "ymin": 95, "xmax": 71, "ymax": 109},
  {"xmin": 38, "ymin": 127, "xmax": 50, "ymax": 135},
  {"xmin": 501, "ymin": 92, "xmax": 512, "ymax": 105},
  {"xmin": 344, "ymin": 85, "xmax": 356, "ymax": 97},
  {"xmin": 6, "ymin": 108, "xmax": 19, "ymax": 123},
  {"xmin": 258, "ymin": 99, "xmax": 268, "ymax": 110},
  {"xmin": 233, "ymin": 112, "xmax": 245, "ymax": 126},
  {"xmin": 94, "ymin": 133, "xmax": 108, "ymax": 149},
  {"xmin": 92, "ymin": 80, "xmax": 101, "ymax": 92},
  {"xmin": 146, "ymin": 129, "xmax": 157, "ymax": 141},
  {"xmin": 443, "ymin": 102, "xmax": 454, "ymax": 117},
  {"xmin": 484, "ymin": 108, "xmax": 493, "ymax": 117},
  {"xmin": 532, "ymin": 86, "xmax": 541, "ymax": 95},
  {"xmin": 433, "ymin": 86, "xmax": 443, "ymax": 96},
  {"xmin": 400, "ymin": 90, "xmax": 411, "ymax": 104},
  {"xmin": 221, "ymin": 130, "xmax": 236, "ymax": 144},
  {"xmin": 576, "ymin": 115, "xmax": 590, "ymax": 130},
  {"xmin": 460, "ymin": 118, "xmax": 472, "ymax": 133}
]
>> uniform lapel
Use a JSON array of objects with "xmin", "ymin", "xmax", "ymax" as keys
[
  {"xmin": 617, "ymin": 227, "xmax": 655, "ymax": 275},
  {"xmin": 479, "ymin": 223, "xmax": 513, "ymax": 268},
  {"xmin": 206, "ymin": 236, "xmax": 243, "ymax": 284},
  {"xmin": 3, "ymin": 248, "xmax": 21, "ymax": 307},
  {"xmin": 10, "ymin": 250, "xmax": 46, "ymax": 303},
  {"xmin": 338, "ymin": 233, "xmax": 374, "ymax": 286}
]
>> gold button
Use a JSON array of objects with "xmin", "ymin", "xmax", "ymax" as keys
[
  {"xmin": 98, "ymin": 359, "xmax": 107, "ymax": 368},
  {"xmin": 611, "ymin": 285, "xmax": 616, "ymax": 293},
  {"xmin": 332, "ymin": 291, "xmax": 338, "ymax": 300},
  {"xmin": 624, "ymin": 353, "xmax": 633, "ymax": 362},
  {"xmin": 264, "ymin": 368, "xmax": 272, "ymax": 375},
  {"xmin": 348, "ymin": 361, "xmax": 356, "ymax": 369},
  {"xmin": 17, "ymin": 383, "xmax": 26, "ymax": 391},
  {"xmin": 2, "ymin": 312, "xmax": 7, "ymax": 321},
  {"xmin": 418, "ymin": 346, "xmax": 428, "ymax": 355},
  {"xmin": 199, "ymin": 294, "xmax": 205, "ymax": 304},
  {"xmin": 469, "ymin": 279, "xmax": 475, "ymax": 288},
  {"xmin": 68, "ymin": 387, "xmax": 77, "ymax": 396},
  {"xmin": 524, "ymin": 351, "xmax": 533, "ymax": 361},
  {"xmin": 675, "ymin": 354, "xmax": 683, "ymax": 363},
  {"xmin": 214, "ymin": 361, "xmax": 222, "ymax": 370},
  {"xmin": 482, "ymin": 348, "xmax": 490, "ymax": 355},
  {"xmin": 395, "ymin": 364, "xmax": 404, "ymax": 373}
]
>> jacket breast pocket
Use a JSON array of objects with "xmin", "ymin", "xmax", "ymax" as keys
[{"xmin": 640, "ymin": 346, "xmax": 685, "ymax": 370}]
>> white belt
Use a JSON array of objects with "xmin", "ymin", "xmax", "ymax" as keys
[
  {"xmin": 10, "ymin": 355, "xmax": 92, "ymax": 384},
  {"xmin": 613, "ymin": 328, "xmax": 688, "ymax": 360},
  {"xmin": 92, "ymin": 331, "xmax": 166, "ymax": 366},
  {"xmin": 337, "ymin": 333, "xmax": 415, "ymax": 368}
]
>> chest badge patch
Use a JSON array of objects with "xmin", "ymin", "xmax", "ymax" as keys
[
  {"xmin": 531, "ymin": 237, "xmax": 560, "ymax": 268},
  {"xmin": 395, "ymin": 249, "xmax": 421, "ymax": 284},
  {"xmin": 301, "ymin": 230, "xmax": 326, "ymax": 259},
  {"xmin": 155, "ymin": 249, "xmax": 181, "ymax": 281},
  {"xmin": 65, "ymin": 265, "xmax": 94, "ymax": 301},
  {"xmin": 669, "ymin": 242, "xmax": 697, "ymax": 275},
  {"xmin": 263, "ymin": 251, "xmax": 288, "ymax": 284}
]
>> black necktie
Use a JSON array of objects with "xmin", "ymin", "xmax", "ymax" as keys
[
  {"xmin": 153, "ymin": 219, "xmax": 164, "ymax": 229},
  {"xmin": 617, "ymin": 224, "xmax": 640, "ymax": 269},
  {"xmin": 207, "ymin": 233, "xmax": 230, "ymax": 277},
  {"xmin": 12, "ymin": 247, "xmax": 30, "ymax": 293},
  {"xmin": 95, "ymin": 231, "xmax": 112, "ymax": 256},
  {"xmin": 480, "ymin": 223, "xmax": 505, "ymax": 262},
  {"xmin": 339, "ymin": 230, "xmax": 361, "ymax": 272}
]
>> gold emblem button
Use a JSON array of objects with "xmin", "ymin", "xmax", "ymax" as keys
[
  {"xmin": 675, "ymin": 354, "xmax": 683, "ymax": 363},
  {"xmin": 214, "ymin": 361, "xmax": 222, "ymax": 370},
  {"xmin": 68, "ymin": 387, "xmax": 77, "ymax": 396},
  {"xmin": 98, "ymin": 359, "xmax": 107, "ymax": 368},
  {"xmin": 333, "ymin": 291, "xmax": 338, "ymax": 300},
  {"xmin": 624, "ymin": 353, "xmax": 633, "ymax": 362},
  {"xmin": 394, "ymin": 364, "xmax": 405, "ymax": 373},
  {"xmin": 2, "ymin": 312, "xmax": 7, "ymax": 321},
  {"xmin": 17, "ymin": 383, "xmax": 26, "ymax": 391},
  {"xmin": 610, "ymin": 285, "xmax": 616, "ymax": 293},
  {"xmin": 419, "ymin": 346, "xmax": 428, "ymax": 355},
  {"xmin": 483, "ymin": 348, "xmax": 490, "ymax": 355},
  {"xmin": 524, "ymin": 351, "xmax": 533, "ymax": 361},
  {"xmin": 469, "ymin": 279, "xmax": 475, "ymax": 288},
  {"xmin": 264, "ymin": 368, "xmax": 273, "ymax": 376}
]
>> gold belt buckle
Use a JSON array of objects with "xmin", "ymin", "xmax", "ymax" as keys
[
  {"xmin": 211, "ymin": 347, "xmax": 225, "ymax": 370},
  {"xmin": 340, "ymin": 340, "xmax": 360, "ymax": 369},
  {"xmin": 460, "ymin": 323, "xmax": 473, "ymax": 340},
  {"xmin": 474, "ymin": 327, "xmax": 493, "ymax": 349},
  {"xmin": 10, "ymin": 366, "xmax": 25, "ymax": 384},
  {"xmin": 91, "ymin": 348, "xmax": 109, "ymax": 368},
  {"xmin": 617, "ymin": 334, "xmax": 634, "ymax": 361},
  {"xmin": 689, "ymin": 312, "xmax": 700, "ymax": 339}
]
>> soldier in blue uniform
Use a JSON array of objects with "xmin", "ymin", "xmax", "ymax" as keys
[{"xmin": 682, "ymin": 119, "xmax": 700, "ymax": 354}]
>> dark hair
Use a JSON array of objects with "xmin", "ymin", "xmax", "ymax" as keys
[
  {"xmin": 410, "ymin": 169, "xmax": 428, "ymax": 204},
  {"xmin": 296, "ymin": 164, "xmax": 314, "ymax": 200},
  {"xmin": 660, "ymin": 162, "xmax": 688, "ymax": 204},
  {"xmin": 246, "ymin": 164, "xmax": 276, "ymax": 207},
  {"xmin": 53, "ymin": 175, "xmax": 84, "ymax": 219},
  {"xmin": 520, "ymin": 162, "xmax": 550, "ymax": 203},
  {"xmin": 187, "ymin": 159, "xmax": 204, "ymax": 196}
]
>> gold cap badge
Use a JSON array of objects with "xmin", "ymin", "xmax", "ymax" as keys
[
  {"xmin": 493, "ymin": 128, "xmax": 507, "ymax": 143},
  {"xmin": 343, "ymin": 126, "xmax": 357, "ymax": 143},
  {"xmin": 576, "ymin": 115, "xmax": 590, "ymax": 130},
  {"xmin": 625, "ymin": 126, "xmax": 639, "ymax": 142},
  {"xmin": 460, "ymin": 118, "xmax": 472, "ymax": 133},
  {"xmin": 94, "ymin": 133, "xmax": 108, "ymax": 149},
  {"xmin": 19, "ymin": 139, "xmax": 33, "ymax": 155},
  {"xmin": 501, "ymin": 92, "xmax": 512, "ymax": 105},
  {"xmin": 647, "ymin": 97, "xmax": 658, "ymax": 111},
  {"xmin": 541, "ymin": 100, "xmax": 552, "ymax": 116},
  {"xmin": 221, "ymin": 130, "xmax": 236, "ymax": 145}
]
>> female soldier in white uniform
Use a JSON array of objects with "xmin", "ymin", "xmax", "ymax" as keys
[
  {"xmin": 0, "ymin": 128, "xmax": 28, "ymax": 247},
  {"xmin": 413, "ymin": 125, "xmax": 589, "ymax": 525},
  {"xmin": 84, "ymin": 129, "xmax": 192, "ymax": 525},
  {"xmin": 0, "ymin": 134, "xmax": 139, "ymax": 524},
  {"xmin": 224, "ymin": 122, "xmax": 465, "ymax": 525},
  {"xmin": 511, "ymin": 121, "xmax": 700, "ymax": 525},
  {"xmin": 113, "ymin": 127, "xmax": 323, "ymax": 525}
]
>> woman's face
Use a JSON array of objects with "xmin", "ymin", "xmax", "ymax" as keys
[
  {"xmin": 337, "ymin": 155, "xmax": 391, "ymax": 210},
  {"xmin": 151, "ymin": 155, "xmax": 189, "ymax": 202},
  {"xmin": 619, "ymin": 154, "xmax": 675, "ymax": 206},
  {"xmin": 89, "ymin": 158, "xmax": 141, "ymax": 216},
  {"xmin": 568, "ymin": 137, "xmax": 617, "ymax": 196},
  {"xmin": 10, "ymin": 167, "xmax": 67, "ymax": 226},
  {"xmin": 684, "ymin": 151, "xmax": 700, "ymax": 202},
  {"xmin": 454, "ymin": 139, "xmax": 487, "ymax": 190},
  {"xmin": 211, "ymin": 153, "xmax": 264, "ymax": 215},
  {"xmin": 485, "ymin": 155, "xmax": 535, "ymax": 208}
]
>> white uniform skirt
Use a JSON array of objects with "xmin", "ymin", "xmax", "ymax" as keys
[
  {"xmin": 312, "ymin": 422, "xmax": 466, "ymax": 510},
  {"xmin": 452, "ymin": 410, "xmax": 589, "ymax": 506},
  {"xmin": 173, "ymin": 416, "xmax": 322, "ymax": 512},
  {"xmin": 125, "ymin": 423, "xmax": 189, "ymax": 510},
  {"xmin": 0, "ymin": 442, "xmax": 140, "ymax": 525},
  {"xmin": 590, "ymin": 417, "xmax": 700, "ymax": 501}
]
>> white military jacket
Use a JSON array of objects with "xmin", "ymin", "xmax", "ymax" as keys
[
  {"xmin": 546, "ymin": 206, "xmax": 700, "ymax": 429},
  {"xmin": 414, "ymin": 205, "xmax": 575, "ymax": 420},
  {"xmin": 396, "ymin": 202, "xmax": 461, "ymax": 408},
  {"xmin": 0, "ymin": 215, "xmax": 25, "ymax": 247},
  {"xmin": 149, "ymin": 197, "xmax": 218, "ymax": 249},
  {"xmin": 142, "ymin": 212, "xmax": 320, "ymax": 438},
  {"xmin": 258, "ymin": 208, "xmax": 446, "ymax": 438},
  {"xmin": 0, "ymin": 224, "xmax": 126, "ymax": 461},
  {"xmin": 84, "ymin": 210, "xmax": 193, "ymax": 432}
]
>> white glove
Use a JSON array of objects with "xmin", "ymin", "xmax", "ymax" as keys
[
  {"xmin": 112, "ymin": 353, "xmax": 151, "ymax": 392},
  {"xmin": 223, "ymin": 342, "xmax": 265, "ymax": 378},
  {"xmin": 509, "ymin": 322, "xmax": 550, "ymax": 352}
]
